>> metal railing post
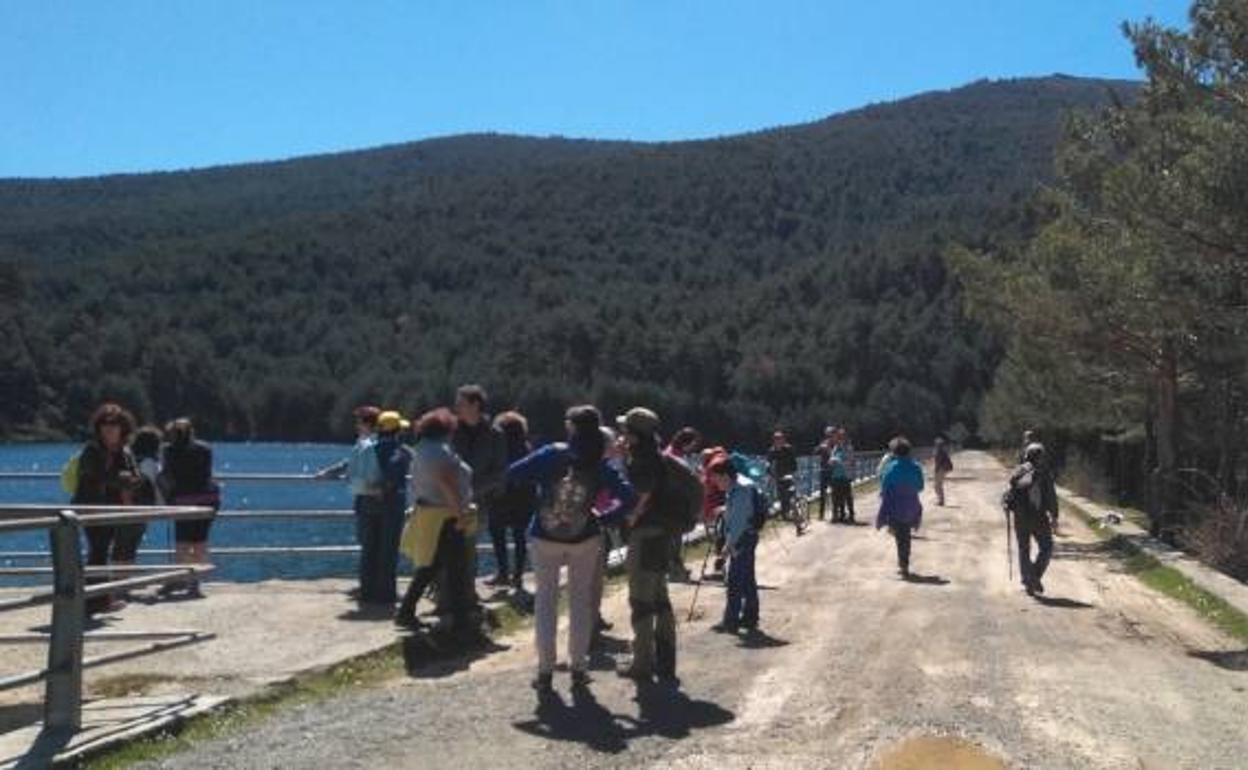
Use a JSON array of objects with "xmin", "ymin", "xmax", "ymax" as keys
[{"xmin": 45, "ymin": 509, "xmax": 84, "ymax": 732}]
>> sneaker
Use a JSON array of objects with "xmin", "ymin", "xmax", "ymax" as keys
[
  {"xmin": 710, "ymin": 622, "xmax": 739, "ymax": 634},
  {"xmin": 1032, "ymin": 579, "xmax": 1045, "ymax": 595},
  {"xmin": 531, "ymin": 672, "xmax": 554, "ymax": 693},
  {"xmin": 570, "ymin": 670, "xmax": 591, "ymax": 688},
  {"xmin": 484, "ymin": 573, "xmax": 508, "ymax": 588}
]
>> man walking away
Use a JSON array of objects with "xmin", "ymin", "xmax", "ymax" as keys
[
  {"xmin": 830, "ymin": 428, "xmax": 857, "ymax": 523},
  {"xmin": 617, "ymin": 407, "xmax": 681, "ymax": 687},
  {"xmin": 933, "ymin": 437, "xmax": 954, "ymax": 506},
  {"xmin": 1005, "ymin": 443, "xmax": 1059, "ymax": 596},
  {"xmin": 316, "ymin": 405, "xmax": 385, "ymax": 604},
  {"xmin": 708, "ymin": 457, "xmax": 762, "ymax": 634}
]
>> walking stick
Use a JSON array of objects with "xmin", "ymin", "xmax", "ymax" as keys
[
  {"xmin": 686, "ymin": 542, "xmax": 715, "ymax": 622},
  {"xmin": 1005, "ymin": 510, "xmax": 1014, "ymax": 583}
]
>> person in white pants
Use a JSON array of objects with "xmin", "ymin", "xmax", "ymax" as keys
[{"xmin": 505, "ymin": 405, "xmax": 636, "ymax": 693}]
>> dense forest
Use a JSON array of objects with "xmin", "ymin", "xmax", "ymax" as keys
[{"xmin": 0, "ymin": 75, "xmax": 1133, "ymax": 449}]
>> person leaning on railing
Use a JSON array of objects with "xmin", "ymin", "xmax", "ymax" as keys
[
  {"xmin": 158, "ymin": 418, "xmax": 219, "ymax": 598},
  {"xmin": 72, "ymin": 402, "xmax": 142, "ymax": 615}
]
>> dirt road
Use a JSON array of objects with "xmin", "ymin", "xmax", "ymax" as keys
[{"xmin": 137, "ymin": 452, "xmax": 1248, "ymax": 769}]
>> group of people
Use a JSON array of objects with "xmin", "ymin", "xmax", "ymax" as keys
[
  {"xmin": 65, "ymin": 391, "xmax": 1059, "ymax": 692},
  {"xmin": 321, "ymin": 386, "xmax": 777, "ymax": 691},
  {"xmin": 67, "ymin": 403, "xmax": 218, "ymax": 614}
]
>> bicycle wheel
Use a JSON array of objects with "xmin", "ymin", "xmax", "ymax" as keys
[{"xmin": 793, "ymin": 495, "xmax": 810, "ymax": 534}]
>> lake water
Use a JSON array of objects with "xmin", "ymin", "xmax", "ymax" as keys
[{"xmin": 0, "ymin": 442, "xmax": 471, "ymax": 583}]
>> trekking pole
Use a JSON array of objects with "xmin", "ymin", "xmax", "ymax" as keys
[
  {"xmin": 686, "ymin": 540, "xmax": 716, "ymax": 622},
  {"xmin": 1005, "ymin": 510, "xmax": 1013, "ymax": 583}
]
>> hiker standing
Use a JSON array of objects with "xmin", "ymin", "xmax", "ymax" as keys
[
  {"xmin": 708, "ymin": 457, "xmax": 763, "ymax": 633},
  {"xmin": 662, "ymin": 427, "xmax": 702, "ymax": 582},
  {"xmin": 590, "ymin": 426, "xmax": 627, "ymax": 636},
  {"xmin": 814, "ymin": 427, "xmax": 836, "ymax": 521},
  {"xmin": 507, "ymin": 405, "xmax": 635, "ymax": 692},
  {"xmin": 493, "ymin": 411, "xmax": 538, "ymax": 590},
  {"xmin": 395, "ymin": 409, "xmax": 474, "ymax": 630},
  {"xmin": 617, "ymin": 407, "xmax": 684, "ymax": 686},
  {"xmin": 933, "ymin": 437, "xmax": 954, "ymax": 506},
  {"xmin": 160, "ymin": 418, "xmax": 219, "ymax": 598},
  {"xmin": 875, "ymin": 437, "xmax": 924, "ymax": 579},
  {"xmin": 370, "ymin": 411, "xmax": 412, "ymax": 605},
  {"xmin": 315, "ymin": 405, "xmax": 384, "ymax": 603},
  {"xmin": 701, "ymin": 446, "xmax": 731, "ymax": 577},
  {"xmin": 72, "ymin": 403, "xmax": 141, "ymax": 615},
  {"xmin": 766, "ymin": 430, "xmax": 798, "ymax": 518},
  {"xmin": 830, "ymin": 428, "xmax": 857, "ymax": 523},
  {"xmin": 1006, "ymin": 443, "xmax": 1059, "ymax": 596},
  {"xmin": 450, "ymin": 385, "xmax": 506, "ymax": 608}
]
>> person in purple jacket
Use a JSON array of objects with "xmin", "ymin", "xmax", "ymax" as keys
[
  {"xmin": 875, "ymin": 436, "xmax": 924, "ymax": 579},
  {"xmin": 506, "ymin": 405, "xmax": 636, "ymax": 693}
]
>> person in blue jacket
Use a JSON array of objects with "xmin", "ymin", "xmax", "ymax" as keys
[
  {"xmin": 506, "ymin": 405, "xmax": 635, "ymax": 693},
  {"xmin": 875, "ymin": 436, "xmax": 924, "ymax": 579}
]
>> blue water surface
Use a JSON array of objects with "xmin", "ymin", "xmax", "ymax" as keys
[{"xmin": 0, "ymin": 442, "xmax": 409, "ymax": 583}]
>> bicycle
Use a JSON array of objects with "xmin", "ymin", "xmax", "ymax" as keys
[{"xmin": 774, "ymin": 474, "xmax": 809, "ymax": 536}]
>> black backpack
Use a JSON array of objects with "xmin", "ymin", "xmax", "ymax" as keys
[{"xmin": 657, "ymin": 454, "xmax": 703, "ymax": 535}]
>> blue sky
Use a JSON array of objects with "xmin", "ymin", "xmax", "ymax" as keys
[{"xmin": 2, "ymin": 1, "xmax": 1190, "ymax": 178}]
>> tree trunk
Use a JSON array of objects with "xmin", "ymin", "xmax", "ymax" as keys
[{"xmin": 1150, "ymin": 340, "xmax": 1179, "ymax": 540}]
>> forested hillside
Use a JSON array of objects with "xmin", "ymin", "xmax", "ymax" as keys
[{"xmin": 0, "ymin": 76, "xmax": 1133, "ymax": 447}]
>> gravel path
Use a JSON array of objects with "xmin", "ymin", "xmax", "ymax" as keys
[{"xmin": 136, "ymin": 452, "xmax": 1248, "ymax": 770}]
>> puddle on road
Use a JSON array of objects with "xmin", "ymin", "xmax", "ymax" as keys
[{"xmin": 872, "ymin": 735, "xmax": 1005, "ymax": 770}]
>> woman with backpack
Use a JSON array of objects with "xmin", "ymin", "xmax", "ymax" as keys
[
  {"xmin": 707, "ymin": 455, "xmax": 763, "ymax": 634},
  {"xmin": 395, "ymin": 408, "xmax": 474, "ymax": 630},
  {"xmin": 876, "ymin": 437, "xmax": 925, "ymax": 579},
  {"xmin": 72, "ymin": 402, "xmax": 142, "ymax": 614},
  {"xmin": 506, "ymin": 405, "xmax": 635, "ymax": 692}
]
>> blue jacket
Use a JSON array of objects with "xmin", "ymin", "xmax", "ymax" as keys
[
  {"xmin": 722, "ymin": 475, "xmax": 760, "ymax": 550},
  {"xmin": 876, "ymin": 456, "xmax": 924, "ymax": 530},
  {"xmin": 506, "ymin": 443, "xmax": 636, "ymax": 542},
  {"xmin": 375, "ymin": 434, "xmax": 411, "ymax": 507}
]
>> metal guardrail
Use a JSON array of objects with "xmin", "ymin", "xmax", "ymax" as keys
[{"xmin": 0, "ymin": 505, "xmax": 215, "ymax": 733}]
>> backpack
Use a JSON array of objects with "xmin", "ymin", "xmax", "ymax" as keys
[
  {"xmin": 1003, "ymin": 464, "xmax": 1037, "ymax": 514},
  {"xmin": 60, "ymin": 450, "xmax": 82, "ymax": 496},
  {"xmin": 749, "ymin": 484, "xmax": 768, "ymax": 531},
  {"xmin": 539, "ymin": 465, "xmax": 598, "ymax": 542},
  {"xmin": 658, "ymin": 453, "xmax": 703, "ymax": 535}
]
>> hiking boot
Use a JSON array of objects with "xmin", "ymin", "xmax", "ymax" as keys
[
  {"xmin": 510, "ymin": 572, "xmax": 524, "ymax": 590},
  {"xmin": 594, "ymin": 616, "xmax": 613, "ymax": 633},
  {"xmin": 531, "ymin": 672, "xmax": 554, "ymax": 693},
  {"xmin": 711, "ymin": 622, "xmax": 739, "ymax": 634},
  {"xmin": 570, "ymin": 670, "xmax": 591, "ymax": 688},
  {"xmin": 656, "ymin": 673, "xmax": 681, "ymax": 689},
  {"xmin": 394, "ymin": 614, "xmax": 423, "ymax": 631},
  {"xmin": 616, "ymin": 664, "xmax": 653, "ymax": 682},
  {"xmin": 484, "ymin": 573, "xmax": 508, "ymax": 588}
]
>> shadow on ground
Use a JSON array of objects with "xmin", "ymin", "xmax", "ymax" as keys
[
  {"xmin": 1187, "ymin": 648, "xmax": 1248, "ymax": 671},
  {"xmin": 0, "ymin": 702, "xmax": 42, "ymax": 733},
  {"xmin": 1032, "ymin": 595, "xmax": 1094, "ymax": 610},
  {"xmin": 512, "ymin": 682, "xmax": 734, "ymax": 754},
  {"xmin": 401, "ymin": 628, "xmax": 511, "ymax": 679},
  {"xmin": 903, "ymin": 573, "xmax": 950, "ymax": 586}
]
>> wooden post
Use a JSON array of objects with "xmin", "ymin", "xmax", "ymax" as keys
[{"xmin": 45, "ymin": 510, "xmax": 84, "ymax": 732}]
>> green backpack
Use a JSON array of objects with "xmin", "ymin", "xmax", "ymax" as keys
[{"xmin": 60, "ymin": 450, "xmax": 82, "ymax": 496}]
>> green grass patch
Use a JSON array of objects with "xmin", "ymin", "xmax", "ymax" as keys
[
  {"xmin": 90, "ymin": 673, "xmax": 179, "ymax": 700},
  {"xmin": 1065, "ymin": 500, "xmax": 1248, "ymax": 645}
]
